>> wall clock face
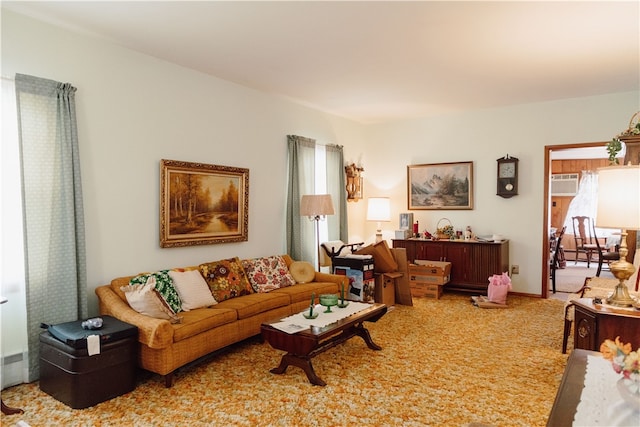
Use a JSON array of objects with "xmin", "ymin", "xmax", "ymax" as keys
[{"xmin": 499, "ymin": 162, "xmax": 516, "ymax": 178}]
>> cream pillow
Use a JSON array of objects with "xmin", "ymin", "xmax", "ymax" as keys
[
  {"xmin": 121, "ymin": 276, "xmax": 179, "ymax": 320},
  {"xmin": 289, "ymin": 261, "xmax": 315, "ymax": 284},
  {"xmin": 169, "ymin": 270, "xmax": 217, "ymax": 310}
]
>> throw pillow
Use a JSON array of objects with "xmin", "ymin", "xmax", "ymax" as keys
[
  {"xmin": 121, "ymin": 276, "xmax": 179, "ymax": 321},
  {"xmin": 199, "ymin": 257, "xmax": 253, "ymax": 301},
  {"xmin": 241, "ymin": 255, "xmax": 296, "ymax": 292},
  {"xmin": 355, "ymin": 240, "xmax": 398, "ymax": 273},
  {"xmin": 129, "ymin": 270, "xmax": 182, "ymax": 313},
  {"xmin": 289, "ymin": 261, "xmax": 315, "ymax": 284},
  {"xmin": 168, "ymin": 269, "xmax": 217, "ymax": 310}
]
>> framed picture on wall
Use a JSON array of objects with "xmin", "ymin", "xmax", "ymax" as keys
[
  {"xmin": 399, "ymin": 213, "xmax": 413, "ymax": 230},
  {"xmin": 160, "ymin": 159, "xmax": 249, "ymax": 247},
  {"xmin": 407, "ymin": 161, "xmax": 474, "ymax": 210}
]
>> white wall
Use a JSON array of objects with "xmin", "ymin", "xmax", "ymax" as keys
[
  {"xmin": 362, "ymin": 94, "xmax": 640, "ymax": 295},
  {"xmin": 1, "ymin": 10, "xmax": 367, "ymax": 315},
  {"xmin": 2, "ymin": 9, "xmax": 639, "ymax": 310}
]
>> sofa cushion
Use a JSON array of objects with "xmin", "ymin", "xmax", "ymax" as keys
[
  {"xmin": 355, "ymin": 240, "xmax": 398, "ymax": 273},
  {"xmin": 172, "ymin": 308, "xmax": 238, "ymax": 342},
  {"xmin": 169, "ymin": 270, "xmax": 217, "ymax": 310},
  {"xmin": 241, "ymin": 255, "xmax": 296, "ymax": 292},
  {"xmin": 120, "ymin": 276, "xmax": 180, "ymax": 321},
  {"xmin": 272, "ymin": 282, "xmax": 340, "ymax": 304},
  {"xmin": 129, "ymin": 270, "xmax": 182, "ymax": 313},
  {"xmin": 214, "ymin": 292, "xmax": 290, "ymax": 320},
  {"xmin": 289, "ymin": 261, "xmax": 315, "ymax": 284},
  {"xmin": 199, "ymin": 257, "xmax": 253, "ymax": 302}
]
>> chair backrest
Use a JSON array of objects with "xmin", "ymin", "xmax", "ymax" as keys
[
  {"xmin": 320, "ymin": 240, "xmax": 364, "ymax": 267},
  {"xmin": 320, "ymin": 240, "xmax": 346, "ymax": 267},
  {"xmin": 572, "ymin": 216, "xmax": 595, "ymax": 245},
  {"xmin": 591, "ymin": 221, "xmax": 604, "ymax": 253},
  {"xmin": 551, "ymin": 226, "xmax": 566, "ymax": 268},
  {"xmin": 590, "ymin": 222, "xmax": 620, "ymax": 258}
]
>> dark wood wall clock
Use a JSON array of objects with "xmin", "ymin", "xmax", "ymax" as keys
[{"xmin": 496, "ymin": 155, "xmax": 519, "ymax": 198}]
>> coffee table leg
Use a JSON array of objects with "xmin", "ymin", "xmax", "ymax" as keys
[
  {"xmin": 353, "ymin": 324, "xmax": 382, "ymax": 350},
  {"xmin": 270, "ymin": 354, "xmax": 327, "ymax": 386}
]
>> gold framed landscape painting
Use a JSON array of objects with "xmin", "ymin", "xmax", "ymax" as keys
[
  {"xmin": 160, "ymin": 159, "xmax": 249, "ymax": 247},
  {"xmin": 407, "ymin": 161, "xmax": 473, "ymax": 210}
]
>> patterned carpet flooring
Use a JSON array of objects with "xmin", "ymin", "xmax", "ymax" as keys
[{"xmin": 1, "ymin": 294, "xmax": 569, "ymax": 427}]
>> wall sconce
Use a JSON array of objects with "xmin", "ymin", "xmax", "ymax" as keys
[
  {"xmin": 345, "ymin": 163, "xmax": 364, "ymax": 201},
  {"xmin": 595, "ymin": 164, "xmax": 640, "ymax": 307},
  {"xmin": 300, "ymin": 194, "xmax": 335, "ymax": 271},
  {"xmin": 367, "ymin": 197, "xmax": 391, "ymax": 243}
]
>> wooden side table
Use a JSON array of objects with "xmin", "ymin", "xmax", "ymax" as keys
[
  {"xmin": 1, "ymin": 296, "xmax": 24, "ymax": 415},
  {"xmin": 573, "ymin": 298, "xmax": 640, "ymax": 351}
]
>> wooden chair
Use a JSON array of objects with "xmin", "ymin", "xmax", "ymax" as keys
[
  {"xmin": 592, "ymin": 222, "xmax": 619, "ymax": 277},
  {"xmin": 550, "ymin": 226, "xmax": 566, "ymax": 294},
  {"xmin": 320, "ymin": 240, "xmax": 364, "ymax": 271},
  {"xmin": 562, "ymin": 277, "xmax": 619, "ymax": 353},
  {"xmin": 571, "ymin": 216, "xmax": 598, "ymax": 267}
]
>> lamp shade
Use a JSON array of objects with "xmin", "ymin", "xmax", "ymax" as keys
[
  {"xmin": 366, "ymin": 197, "xmax": 391, "ymax": 222},
  {"xmin": 596, "ymin": 165, "xmax": 640, "ymax": 230},
  {"xmin": 300, "ymin": 194, "xmax": 335, "ymax": 217}
]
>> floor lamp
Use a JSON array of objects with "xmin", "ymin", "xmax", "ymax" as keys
[
  {"xmin": 367, "ymin": 197, "xmax": 391, "ymax": 243},
  {"xmin": 300, "ymin": 194, "xmax": 335, "ymax": 271},
  {"xmin": 595, "ymin": 164, "xmax": 640, "ymax": 307}
]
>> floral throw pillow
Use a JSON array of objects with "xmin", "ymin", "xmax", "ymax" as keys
[
  {"xmin": 199, "ymin": 257, "xmax": 253, "ymax": 302},
  {"xmin": 129, "ymin": 270, "xmax": 182, "ymax": 313},
  {"xmin": 241, "ymin": 255, "xmax": 296, "ymax": 293}
]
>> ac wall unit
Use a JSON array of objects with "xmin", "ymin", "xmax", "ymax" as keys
[{"xmin": 551, "ymin": 173, "xmax": 579, "ymax": 196}]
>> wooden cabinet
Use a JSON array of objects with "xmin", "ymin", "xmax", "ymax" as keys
[
  {"xmin": 573, "ymin": 298, "xmax": 640, "ymax": 351},
  {"xmin": 392, "ymin": 239, "xmax": 509, "ymax": 293}
]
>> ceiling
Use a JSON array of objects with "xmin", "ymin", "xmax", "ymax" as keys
[{"xmin": 3, "ymin": 1, "xmax": 639, "ymax": 123}]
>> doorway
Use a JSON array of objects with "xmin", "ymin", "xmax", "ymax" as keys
[{"xmin": 542, "ymin": 142, "xmax": 616, "ymax": 299}]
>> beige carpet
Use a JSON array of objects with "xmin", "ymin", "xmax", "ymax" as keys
[
  {"xmin": 1, "ymin": 295, "xmax": 569, "ymax": 427},
  {"xmin": 552, "ymin": 263, "xmax": 615, "ymax": 293}
]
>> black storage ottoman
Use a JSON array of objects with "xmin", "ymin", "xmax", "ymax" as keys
[{"xmin": 39, "ymin": 315, "xmax": 138, "ymax": 409}]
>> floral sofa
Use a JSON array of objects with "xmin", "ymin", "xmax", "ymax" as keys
[{"xmin": 95, "ymin": 254, "xmax": 347, "ymax": 387}]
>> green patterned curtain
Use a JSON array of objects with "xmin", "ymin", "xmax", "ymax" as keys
[
  {"xmin": 286, "ymin": 136, "xmax": 346, "ymax": 266},
  {"xmin": 15, "ymin": 74, "xmax": 87, "ymax": 381},
  {"xmin": 325, "ymin": 144, "xmax": 348, "ymax": 242},
  {"xmin": 286, "ymin": 135, "xmax": 316, "ymax": 262}
]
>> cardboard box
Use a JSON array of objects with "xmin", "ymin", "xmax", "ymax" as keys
[
  {"xmin": 395, "ymin": 229, "xmax": 411, "ymax": 239},
  {"xmin": 410, "ymin": 282, "xmax": 443, "ymax": 299},
  {"xmin": 375, "ymin": 273, "xmax": 399, "ymax": 306},
  {"xmin": 409, "ymin": 260, "xmax": 452, "ymax": 286},
  {"xmin": 333, "ymin": 256, "xmax": 374, "ymax": 280},
  {"xmin": 333, "ymin": 266, "xmax": 375, "ymax": 302}
]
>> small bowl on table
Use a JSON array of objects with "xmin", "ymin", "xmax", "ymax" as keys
[{"xmin": 319, "ymin": 294, "xmax": 339, "ymax": 313}]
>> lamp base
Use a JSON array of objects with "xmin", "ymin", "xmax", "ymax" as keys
[
  {"xmin": 606, "ymin": 282, "xmax": 636, "ymax": 307},
  {"xmin": 606, "ymin": 257, "xmax": 637, "ymax": 307}
]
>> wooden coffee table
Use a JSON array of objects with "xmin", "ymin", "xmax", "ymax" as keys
[{"xmin": 261, "ymin": 303, "xmax": 387, "ymax": 386}]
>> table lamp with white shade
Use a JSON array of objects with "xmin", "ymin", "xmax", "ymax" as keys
[
  {"xmin": 595, "ymin": 164, "xmax": 640, "ymax": 307},
  {"xmin": 367, "ymin": 197, "xmax": 391, "ymax": 243},
  {"xmin": 300, "ymin": 194, "xmax": 335, "ymax": 271}
]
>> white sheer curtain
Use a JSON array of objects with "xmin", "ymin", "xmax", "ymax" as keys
[
  {"xmin": 562, "ymin": 171, "xmax": 617, "ymax": 241},
  {"xmin": 1, "ymin": 76, "xmax": 29, "ymax": 388}
]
